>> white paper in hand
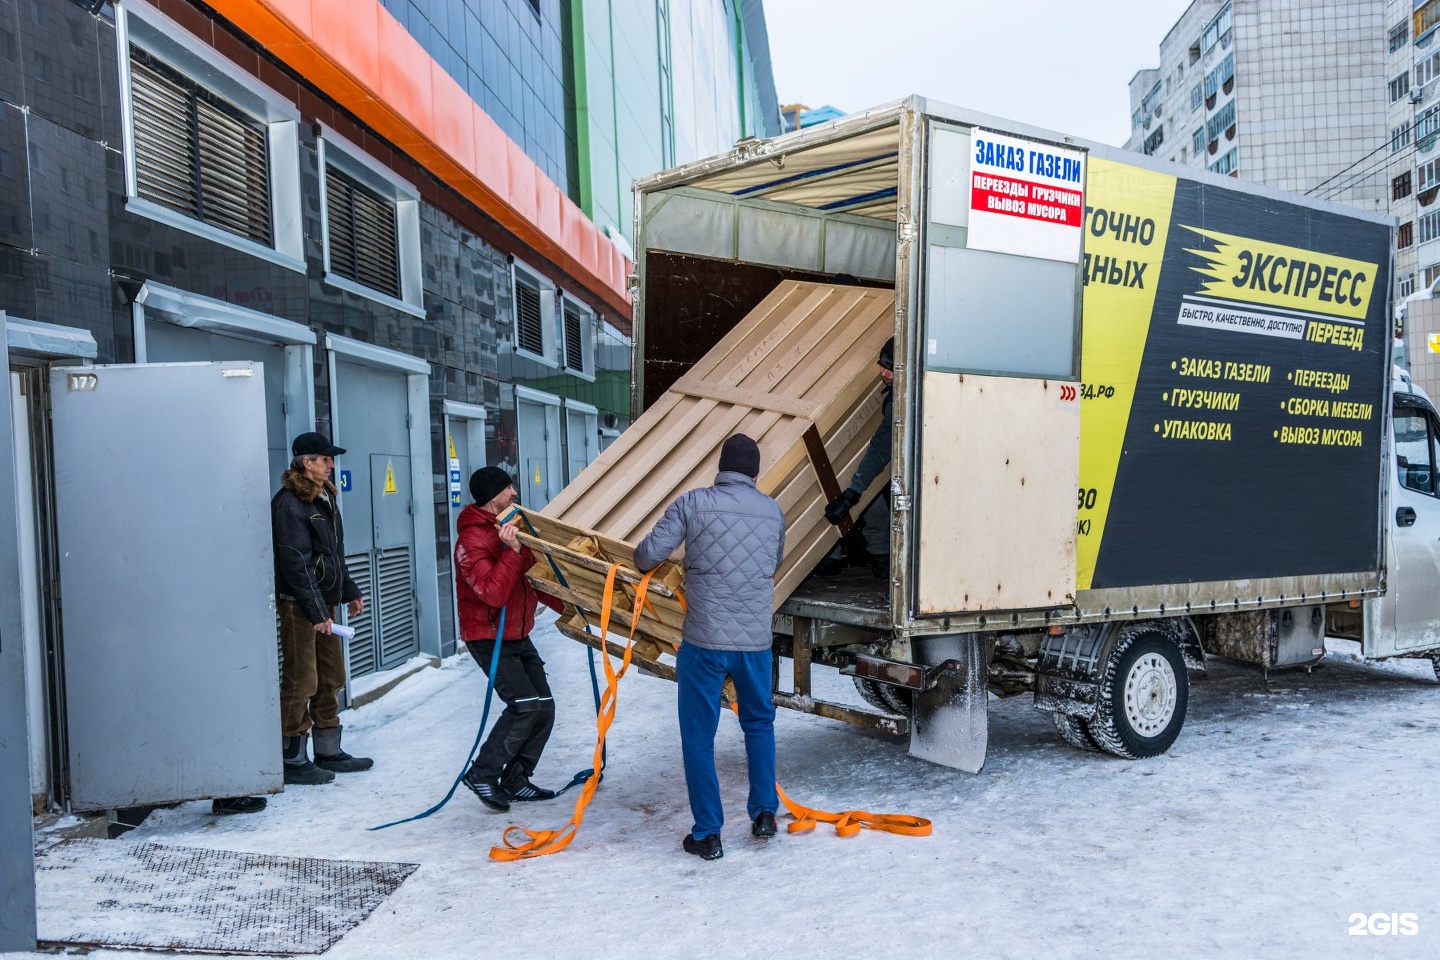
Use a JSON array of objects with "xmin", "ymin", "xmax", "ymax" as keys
[{"xmin": 330, "ymin": 623, "xmax": 356, "ymax": 643}]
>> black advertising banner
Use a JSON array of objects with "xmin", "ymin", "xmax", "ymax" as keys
[{"xmin": 1077, "ymin": 158, "xmax": 1389, "ymax": 590}]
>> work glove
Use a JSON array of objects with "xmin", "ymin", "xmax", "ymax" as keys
[{"xmin": 824, "ymin": 489, "xmax": 861, "ymax": 525}]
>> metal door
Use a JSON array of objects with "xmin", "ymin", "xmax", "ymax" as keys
[
  {"xmin": 145, "ymin": 324, "xmax": 293, "ymax": 485},
  {"xmin": 334, "ymin": 360, "xmax": 419, "ymax": 677},
  {"xmin": 564, "ymin": 400, "xmax": 598, "ymax": 483},
  {"xmin": 10, "ymin": 372, "xmax": 48, "ymax": 801},
  {"xmin": 516, "ymin": 389, "xmax": 563, "ymax": 510},
  {"xmin": 50, "ymin": 362, "xmax": 280, "ymax": 810},
  {"xmin": 443, "ymin": 409, "xmax": 487, "ymax": 654}
]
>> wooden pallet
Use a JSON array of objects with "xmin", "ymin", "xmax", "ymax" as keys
[{"xmin": 518, "ymin": 280, "xmax": 894, "ymax": 669}]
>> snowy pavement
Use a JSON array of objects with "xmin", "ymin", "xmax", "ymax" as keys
[{"xmin": 14, "ymin": 614, "xmax": 1440, "ymax": 960}]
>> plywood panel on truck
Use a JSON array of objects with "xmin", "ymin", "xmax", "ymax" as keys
[
  {"xmin": 518, "ymin": 280, "xmax": 895, "ymax": 659},
  {"xmin": 917, "ymin": 373, "xmax": 1079, "ymax": 613}
]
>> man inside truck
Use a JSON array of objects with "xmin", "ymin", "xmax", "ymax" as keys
[{"xmin": 823, "ymin": 336, "xmax": 894, "ymax": 576}]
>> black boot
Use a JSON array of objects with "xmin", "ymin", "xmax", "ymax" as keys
[
  {"xmin": 312, "ymin": 725, "xmax": 373, "ymax": 773},
  {"xmin": 211, "ymin": 796, "xmax": 267, "ymax": 815},
  {"xmin": 752, "ymin": 811, "xmax": 777, "ymax": 838},
  {"xmin": 283, "ymin": 734, "xmax": 336, "ymax": 785},
  {"xmin": 683, "ymin": 833, "xmax": 723, "ymax": 860}
]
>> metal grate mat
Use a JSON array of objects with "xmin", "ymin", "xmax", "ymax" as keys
[{"xmin": 36, "ymin": 839, "xmax": 418, "ymax": 955}]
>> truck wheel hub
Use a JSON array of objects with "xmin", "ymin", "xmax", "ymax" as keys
[{"xmin": 1123, "ymin": 652, "xmax": 1177, "ymax": 736}]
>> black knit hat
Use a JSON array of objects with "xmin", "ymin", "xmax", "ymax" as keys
[
  {"xmin": 718, "ymin": 434, "xmax": 761, "ymax": 478},
  {"xmin": 878, "ymin": 337, "xmax": 895, "ymax": 371},
  {"xmin": 469, "ymin": 466, "xmax": 513, "ymax": 506}
]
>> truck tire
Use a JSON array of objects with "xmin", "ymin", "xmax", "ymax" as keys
[
  {"xmin": 1051, "ymin": 713, "xmax": 1101, "ymax": 752},
  {"xmin": 1087, "ymin": 629, "xmax": 1188, "ymax": 759}
]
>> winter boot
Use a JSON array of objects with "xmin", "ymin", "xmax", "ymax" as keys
[
  {"xmin": 283, "ymin": 734, "xmax": 336, "ymax": 785},
  {"xmin": 211, "ymin": 796, "xmax": 267, "ymax": 815},
  {"xmin": 683, "ymin": 833, "xmax": 723, "ymax": 860},
  {"xmin": 312, "ymin": 725, "xmax": 373, "ymax": 773},
  {"xmin": 751, "ymin": 811, "xmax": 777, "ymax": 838}
]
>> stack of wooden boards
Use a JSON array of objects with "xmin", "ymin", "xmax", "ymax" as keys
[{"xmin": 515, "ymin": 280, "xmax": 895, "ymax": 675}]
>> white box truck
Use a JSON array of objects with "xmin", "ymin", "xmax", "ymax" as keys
[{"xmin": 622, "ymin": 96, "xmax": 1420, "ymax": 772}]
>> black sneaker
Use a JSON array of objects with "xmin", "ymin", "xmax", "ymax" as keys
[
  {"xmin": 504, "ymin": 779, "xmax": 556, "ymax": 802},
  {"xmin": 683, "ymin": 833, "xmax": 723, "ymax": 860},
  {"xmin": 211, "ymin": 796, "xmax": 267, "ymax": 816},
  {"xmin": 751, "ymin": 811, "xmax": 777, "ymax": 838},
  {"xmin": 462, "ymin": 772, "xmax": 510, "ymax": 811}
]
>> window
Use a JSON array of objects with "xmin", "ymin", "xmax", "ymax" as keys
[
  {"xmin": 1206, "ymin": 99, "xmax": 1236, "ymax": 142},
  {"xmin": 119, "ymin": 1, "xmax": 302, "ymax": 269},
  {"xmin": 1392, "ymin": 21, "xmax": 1411, "ymax": 53},
  {"xmin": 1396, "ymin": 171, "xmax": 1414, "ymax": 200},
  {"xmin": 1209, "ymin": 147, "xmax": 1238, "ymax": 176},
  {"xmin": 1400, "ymin": 273, "xmax": 1417, "ymax": 298},
  {"xmin": 1396, "ymin": 410, "xmax": 1438, "ymax": 496},
  {"xmin": 1203, "ymin": 2, "xmax": 1232, "ymax": 53},
  {"xmin": 512, "ymin": 261, "xmax": 557, "ymax": 364},
  {"xmin": 1421, "ymin": 159, "xmax": 1440, "ymax": 192},
  {"xmin": 1392, "ymin": 72, "xmax": 1413, "ymax": 103},
  {"xmin": 318, "ymin": 131, "xmax": 422, "ymax": 316},
  {"xmin": 561, "ymin": 296, "xmax": 595, "ymax": 378},
  {"xmin": 1393, "ymin": 122, "xmax": 1413, "ymax": 153},
  {"xmin": 1420, "ymin": 104, "xmax": 1440, "ymax": 146},
  {"xmin": 1190, "ymin": 84, "xmax": 1202, "ymax": 111},
  {"xmin": 1417, "ymin": 209, "xmax": 1440, "ymax": 244},
  {"xmin": 1418, "ymin": 51, "xmax": 1440, "ymax": 90},
  {"xmin": 1399, "ymin": 220, "xmax": 1415, "ymax": 249},
  {"xmin": 1143, "ymin": 126, "xmax": 1164, "ymax": 155},
  {"xmin": 1427, "ymin": 264, "xmax": 1440, "ymax": 289},
  {"xmin": 1193, "ymin": 127, "xmax": 1205, "ymax": 153},
  {"xmin": 1418, "ymin": 0, "xmax": 1440, "ymax": 45}
]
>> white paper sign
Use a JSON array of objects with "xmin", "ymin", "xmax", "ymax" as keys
[{"xmin": 967, "ymin": 128, "xmax": 1086, "ymax": 263}]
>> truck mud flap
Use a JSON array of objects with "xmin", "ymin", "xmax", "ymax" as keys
[{"xmin": 908, "ymin": 634, "xmax": 988, "ymax": 773}]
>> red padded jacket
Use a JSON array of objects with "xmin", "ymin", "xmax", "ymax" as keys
[{"xmin": 454, "ymin": 504, "xmax": 562, "ymax": 642}]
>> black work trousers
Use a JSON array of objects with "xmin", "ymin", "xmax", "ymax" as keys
[{"xmin": 465, "ymin": 635, "xmax": 555, "ymax": 787}]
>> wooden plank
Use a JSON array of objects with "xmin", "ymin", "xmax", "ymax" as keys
[
  {"xmin": 669, "ymin": 375, "xmax": 819, "ymax": 419},
  {"xmin": 802, "ymin": 423, "xmax": 850, "ymax": 535}
]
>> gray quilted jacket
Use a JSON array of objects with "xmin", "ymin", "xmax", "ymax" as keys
[{"xmin": 634, "ymin": 471, "xmax": 786, "ymax": 651}]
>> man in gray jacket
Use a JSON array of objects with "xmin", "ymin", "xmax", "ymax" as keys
[{"xmin": 635, "ymin": 434, "xmax": 786, "ymax": 861}]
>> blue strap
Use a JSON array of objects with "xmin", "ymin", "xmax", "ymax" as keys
[{"xmin": 370, "ymin": 607, "xmax": 508, "ymax": 830}]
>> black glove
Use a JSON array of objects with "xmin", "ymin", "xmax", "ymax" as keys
[{"xmin": 824, "ymin": 489, "xmax": 861, "ymax": 525}]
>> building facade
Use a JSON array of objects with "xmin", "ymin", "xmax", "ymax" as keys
[
  {"xmin": 1384, "ymin": 0, "xmax": 1440, "ymax": 303},
  {"xmin": 0, "ymin": 0, "xmax": 779, "ymax": 838},
  {"xmin": 1125, "ymin": 1, "xmax": 1388, "ymax": 213}
]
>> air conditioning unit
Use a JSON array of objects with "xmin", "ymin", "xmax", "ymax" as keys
[{"xmin": 1413, "ymin": 89, "xmax": 1425, "ymax": 105}]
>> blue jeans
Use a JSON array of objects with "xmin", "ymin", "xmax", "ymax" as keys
[{"xmin": 676, "ymin": 642, "xmax": 778, "ymax": 839}]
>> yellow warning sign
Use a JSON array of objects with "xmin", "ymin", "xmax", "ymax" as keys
[
  {"xmin": 533, "ymin": 464, "xmax": 542, "ymax": 484},
  {"xmin": 384, "ymin": 460, "xmax": 397, "ymax": 495},
  {"xmin": 1429, "ymin": 333, "xmax": 1440, "ymax": 354},
  {"xmin": 448, "ymin": 432, "xmax": 457, "ymax": 459}
]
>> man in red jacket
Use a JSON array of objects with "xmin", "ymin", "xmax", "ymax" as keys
[{"xmin": 454, "ymin": 466, "xmax": 564, "ymax": 811}]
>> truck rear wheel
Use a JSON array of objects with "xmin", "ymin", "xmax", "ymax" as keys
[
  {"xmin": 1088, "ymin": 629, "xmax": 1188, "ymax": 759},
  {"xmin": 1051, "ymin": 713, "xmax": 1101, "ymax": 752}
]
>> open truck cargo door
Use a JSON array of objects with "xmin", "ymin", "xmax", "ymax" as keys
[{"xmin": 911, "ymin": 124, "xmax": 1085, "ymax": 618}]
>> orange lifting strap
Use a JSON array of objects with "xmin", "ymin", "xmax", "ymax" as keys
[{"xmin": 489, "ymin": 565, "xmax": 930, "ymax": 861}]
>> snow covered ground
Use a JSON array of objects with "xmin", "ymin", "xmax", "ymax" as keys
[{"xmin": 14, "ymin": 614, "xmax": 1440, "ymax": 960}]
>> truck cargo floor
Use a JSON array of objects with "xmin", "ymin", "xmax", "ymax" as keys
[{"xmin": 781, "ymin": 570, "xmax": 891, "ymax": 630}]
